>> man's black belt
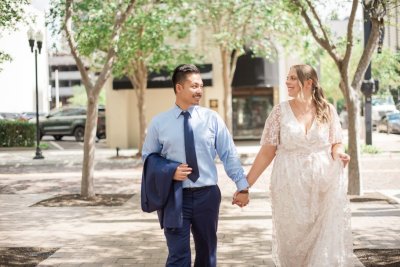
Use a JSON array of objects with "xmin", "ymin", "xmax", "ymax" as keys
[{"xmin": 183, "ymin": 185, "xmax": 214, "ymax": 192}]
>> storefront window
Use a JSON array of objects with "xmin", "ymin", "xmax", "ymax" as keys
[{"xmin": 233, "ymin": 95, "xmax": 273, "ymax": 139}]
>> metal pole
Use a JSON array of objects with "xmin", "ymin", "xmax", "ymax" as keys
[
  {"xmin": 55, "ymin": 69, "xmax": 60, "ymax": 109},
  {"xmin": 363, "ymin": 8, "xmax": 373, "ymax": 145},
  {"xmin": 34, "ymin": 48, "xmax": 44, "ymax": 159}
]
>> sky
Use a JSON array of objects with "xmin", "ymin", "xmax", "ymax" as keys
[{"xmin": 31, "ymin": 0, "xmax": 50, "ymax": 12}]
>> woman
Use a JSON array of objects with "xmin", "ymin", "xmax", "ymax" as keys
[{"xmin": 245, "ymin": 64, "xmax": 353, "ymax": 266}]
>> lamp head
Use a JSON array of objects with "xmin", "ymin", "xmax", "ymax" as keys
[
  {"xmin": 27, "ymin": 27, "xmax": 35, "ymax": 52},
  {"xmin": 35, "ymin": 30, "xmax": 43, "ymax": 42},
  {"xmin": 36, "ymin": 30, "xmax": 43, "ymax": 54}
]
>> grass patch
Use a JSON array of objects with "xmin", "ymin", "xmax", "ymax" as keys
[
  {"xmin": 344, "ymin": 144, "xmax": 381, "ymax": 154},
  {"xmin": 38, "ymin": 142, "xmax": 50, "ymax": 149},
  {"xmin": 361, "ymin": 144, "xmax": 381, "ymax": 154}
]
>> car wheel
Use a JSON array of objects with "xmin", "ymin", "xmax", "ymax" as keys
[
  {"xmin": 74, "ymin": 127, "xmax": 84, "ymax": 142},
  {"xmin": 96, "ymin": 132, "xmax": 106, "ymax": 139},
  {"xmin": 53, "ymin": 135, "xmax": 63, "ymax": 141}
]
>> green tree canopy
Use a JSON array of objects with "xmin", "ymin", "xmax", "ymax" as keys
[
  {"xmin": 0, "ymin": 0, "xmax": 29, "ymax": 70},
  {"xmin": 188, "ymin": 0, "xmax": 296, "ymax": 131}
]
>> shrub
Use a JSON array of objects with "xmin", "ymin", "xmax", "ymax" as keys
[
  {"xmin": 0, "ymin": 120, "xmax": 35, "ymax": 147},
  {"xmin": 361, "ymin": 144, "xmax": 381, "ymax": 154}
]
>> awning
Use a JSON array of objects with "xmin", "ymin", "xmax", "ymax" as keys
[
  {"xmin": 113, "ymin": 64, "xmax": 213, "ymax": 90},
  {"xmin": 232, "ymin": 51, "xmax": 278, "ymax": 89}
]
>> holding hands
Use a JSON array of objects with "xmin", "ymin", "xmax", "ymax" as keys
[{"xmin": 232, "ymin": 189, "xmax": 250, "ymax": 208}]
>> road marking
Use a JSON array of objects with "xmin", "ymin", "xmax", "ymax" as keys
[{"xmin": 49, "ymin": 141, "xmax": 64, "ymax": 150}]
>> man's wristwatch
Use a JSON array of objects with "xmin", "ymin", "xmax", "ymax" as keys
[{"xmin": 239, "ymin": 188, "xmax": 249, "ymax": 194}]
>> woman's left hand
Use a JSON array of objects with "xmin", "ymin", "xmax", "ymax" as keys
[{"xmin": 334, "ymin": 152, "xmax": 350, "ymax": 168}]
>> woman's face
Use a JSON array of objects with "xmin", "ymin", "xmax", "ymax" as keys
[{"xmin": 286, "ymin": 68, "xmax": 301, "ymax": 98}]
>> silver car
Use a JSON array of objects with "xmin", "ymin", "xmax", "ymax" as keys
[{"xmin": 377, "ymin": 112, "xmax": 400, "ymax": 134}]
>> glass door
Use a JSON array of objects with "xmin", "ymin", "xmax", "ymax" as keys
[{"xmin": 232, "ymin": 95, "xmax": 273, "ymax": 139}]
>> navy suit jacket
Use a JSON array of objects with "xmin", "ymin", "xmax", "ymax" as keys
[{"xmin": 141, "ymin": 153, "xmax": 183, "ymax": 229}]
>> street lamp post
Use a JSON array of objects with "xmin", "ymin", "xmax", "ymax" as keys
[
  {"xmin": 28, "ymin": 28, "xmax": 44, "ymax": 159},
  {"xmin": 361, "ymin": 3, "xmax": 384, "ymax": 145}
]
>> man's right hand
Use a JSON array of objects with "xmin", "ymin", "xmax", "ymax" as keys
[{"xmin": 173, "ymin": 164, "xmax": 192, "ymax": 181}]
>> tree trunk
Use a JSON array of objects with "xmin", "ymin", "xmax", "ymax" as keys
[
  {"xmin": 220, "ymin": 48, "xmax": 233, "ymax": 132},
  {"xmin": 343, "ymin": 83, "xmax": 362, "ymax": 195},
  {"xmin": 137, "ymin": 84, "xmax": 146, "ymax": 156},
  {"xmin": 81, "ymin": 91, "xmax": 99, "ymax": 198},
  {"xmin": 128, "ymin": 61, "xmax": 148, "ymax": 156},
  {"xmin": 63, "ymin": 0, "xmax": 136, "ymax": 198},
  {"xmin": 136, "ymin": 72, "xmax": 147, "ymax": 157}
]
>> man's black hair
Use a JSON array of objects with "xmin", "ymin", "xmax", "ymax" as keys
[{"xmin": 172, "ymin": 64, "xmax": 200, "ymax": 93}]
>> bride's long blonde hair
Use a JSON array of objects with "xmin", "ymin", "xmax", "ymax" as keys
[{"xmin": 292, "ymin": 64, "xmax": 331, "ymax": 124}]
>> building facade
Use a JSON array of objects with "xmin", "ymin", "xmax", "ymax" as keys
[
  {"xmin": 104, "ymin": 42, "xmax": 292, "ymax": 149},
  {"xmin": 384, "ymin": 3, "xmax": 400, "ymax": 52},
  {"xmin": 0, "ymin": 6, "xmax": 50, "ymax": 114},
  {"xmin": 48, "ymin": 53, "xmax": 84, "ymax": 109}
]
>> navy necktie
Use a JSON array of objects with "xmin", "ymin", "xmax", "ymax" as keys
[{"xmin": 182, "ymin": 111, "xmax": 199, "ymax": 182}]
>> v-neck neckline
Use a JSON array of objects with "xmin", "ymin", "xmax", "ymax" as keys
[{"xmin": 287, "ymin": 101, "xmax": 315, "ymax": 136}]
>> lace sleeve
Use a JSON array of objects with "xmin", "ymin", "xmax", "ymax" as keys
[
  {"xmin": 260, "ymin": 104, "xmax": 281, "ymax": 146},
  {"xmin": 329, "ymin": 104, "xmax": 343, "ymax": 144}
]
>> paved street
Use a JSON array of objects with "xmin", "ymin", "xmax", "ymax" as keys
[{"xmin": 0, "ymin": 131, "xmax": 399, "ymax": 266}]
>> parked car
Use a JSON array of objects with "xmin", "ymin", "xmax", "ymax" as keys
[
  {"xmin": 372, "ymin": 95, "xmax": 397, "ymax": 128},
  {"xmin": 339, "ymin": 108, "xmax": 348, "ymax": 129},
  {"xmin": 0, "ymin": 112, "xmax": 20, "ymax": 121},
  {"xmin": 19, "ymin": 112, "xmax": 47, "ymax": 121},
  {"xmin": 39, "ymin": 106, "xmax": 106, "ymax": 141},
  {"xmin": 376, "ymin": 112, "xmax": 400, "ymax": 134}
]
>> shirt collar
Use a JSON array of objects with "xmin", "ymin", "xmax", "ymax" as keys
[{"xmin": 173, "ymin": 104, "xmax": 199, "ymax": 119}]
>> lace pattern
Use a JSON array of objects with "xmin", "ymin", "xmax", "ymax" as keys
[
  {"xmin": 260, "ymin": 104, "xmax": 281, "ymax": 146},
  {"xmin": 329, "ymin": 104, "xmax": 343, "ymax": 144},
  {"xmin": 268, "ymin": 101, "xmax": 353, "ymax": 267}
]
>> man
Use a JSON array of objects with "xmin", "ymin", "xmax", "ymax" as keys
[{"xmin": 142, "ymin": 64, "xmax": 249, "ymax": 267}]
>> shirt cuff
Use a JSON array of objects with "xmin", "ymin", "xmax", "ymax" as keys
[{"xmin": 236, "ymin": 179, "xmax": 250, "ymax": 192}]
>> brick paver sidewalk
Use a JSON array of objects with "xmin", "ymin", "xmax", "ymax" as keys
[
  {"xmin": 1, "ymin": 163, "xmax": 399, "ymax": 266},
  {"xmin": 0, "ymin": 131, "xmax": 399, "ymax": 266}
]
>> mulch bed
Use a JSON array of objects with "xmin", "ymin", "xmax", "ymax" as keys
[
  {"xmin": 355, "ymin": 249, "xmax": 400, "ymax": 267},
  {"xmin": 0, "ymin": 247, "xmax": 58, "ymax": 266},
  {"xmin": 349, "ymin": 192, "xmax": 398, "ymax": 204},
  {"xmin": 30, "ymin": 193, "xmax": 134, "ymax": 207}
]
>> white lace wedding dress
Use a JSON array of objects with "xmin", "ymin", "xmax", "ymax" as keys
[{"xmin": 261, "ymin": 101, "xmax": 353, "ymax": 267}]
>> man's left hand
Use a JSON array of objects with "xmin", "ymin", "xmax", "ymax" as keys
[{"xmin": 232, "ymin": 191, "xmax": 249, "ymax": 207}]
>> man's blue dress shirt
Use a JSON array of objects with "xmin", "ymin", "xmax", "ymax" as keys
[{"xmin": 142, "ymin": 105, "xmax": 249, "ymax": 191}]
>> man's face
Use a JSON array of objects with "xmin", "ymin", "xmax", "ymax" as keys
[{"xmin": 176, "ymin": 73, "xmax": 203, "ymax": 107}]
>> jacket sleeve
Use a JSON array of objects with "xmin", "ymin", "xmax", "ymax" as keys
[{"xmin": 141, "ymin": 154, "xmax": 180, "ymax": 212}]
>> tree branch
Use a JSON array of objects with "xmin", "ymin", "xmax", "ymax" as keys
[
  {"xmin": 240, "ymin": 1, "xmax": 256, "ymax": 44},
  {"xmin": 64, "ymin": 0, "xmax": 92, "ymax": 90},
  {"xmin": 291, "ymin": 0, "xmax": 341, "ymax": 66},
  {"xmin": 351, "ymin": 18, "xmax": 380, "ymax": 89},
  {"xmin": 229, "ymin": 49, "xmax": 239, "ymax": 85},
  {"xmin": 342, "ymin": 0, "xmax": 359, "ymax": 70},
  {"xmin": 93, "ymin": 0, "xmax": 136, "ymax": 92},
  {"xmin": 305, "ymin": 0, "xmax": 331, "ymax": 47},
  {"xmin": 207, "ymin": 0, "xmax": 219, "ymax": 37}
]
